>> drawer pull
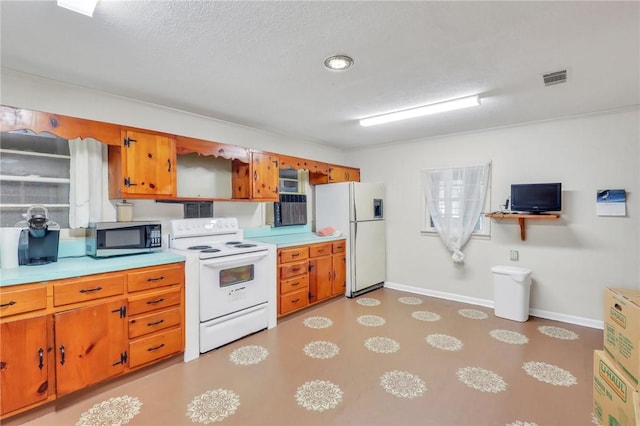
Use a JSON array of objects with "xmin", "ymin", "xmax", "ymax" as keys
[
  {"xmin": 318, "ymin": 249, "xmax": 325, "ymax": 253},
  {"xmin": 146, "ymin": 298, "xmax": 165, "ymax": 305},
  {"xmin": 291, "ymin": 298, "xmax": 300, "ymax": 303},
  {"xmin": 146, "ymin": 276, "xmax": 165, "ymax": 282},
  {"xmin": 291, "ymin": 282, "xmax": 299, "ymax": 286},
  {"xmin": 292, "ymin": 253, "xmax": 300, "ymax": 257},
  {"xmin": 147, "ymin": 319, "xmax": 165, "ymax": 327},
  {"xmin": 79, "ymin": 286, "xmax": 102, "ymax": 294},
  {"xmin": 147, "ymin": 343, "xmax": 165, "ymax": 352},
  {"xmin": 0, "ymin": 301, "xmax": 17, "ymax": 308},
  {"xmin": 38, "ymin": 348, "xmax": 44, "ymax": 370},
  {"xmin": 291, "ymin": 267, "xmax": 300, "ymax": 272}
]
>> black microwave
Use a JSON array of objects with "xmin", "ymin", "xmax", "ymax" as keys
[{"xmin": 86, "ymin": 221, "xmax": 162, "ymax": 257}]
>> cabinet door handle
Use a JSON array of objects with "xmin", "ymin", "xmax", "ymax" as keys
[
  {"xmin": 146, "ymin": 298, "xmax": 165, "ymax": 305},
  {"xmin": 0, "ymin": 300, "xmax": 16, "ymax": 308},
  {"xmin": 59, "ymin": 345, "xmax": 66, "ymax": 365},
  {"xmin": 147, "ymin": 343, "xmax": 165, "ymax": 352},
  {"xmin": 167, "ymin": 159, "xmax": 172, "ymax": 172},
  {"xmin": 146, "ymin": 276, "xmax": 165, "ymax": 282},
  {"xmin": 79, "ymin": 286, "xmax": 102, "ymax": 293},
  {"xmin": 147, "ymin": 319, "xmax": 165, "ymax": 327},
  {"xmin": 38, "ymin": 348, "xmax": 44, "ymax": 370}
]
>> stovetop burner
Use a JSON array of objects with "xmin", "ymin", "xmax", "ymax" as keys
[
  {"xmin": 188, "ymin": 245, "xmax": 212, "ymax": 250},
  {"xmin": 233, "ymin": 243, "xmax": 257, "ymax": 248},
  {"xmin": 200, "ymin": 248, "xmax": 221, "ymax": 253},
  {"xmin": 225, "ymin": 241, "xmax": 243, "ymax": 246}
]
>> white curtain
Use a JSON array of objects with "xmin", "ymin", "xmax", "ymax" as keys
[
  {"xmin": 68, "ymin": 137, "xmax": 104, "ymax": 228},
  {"xmin": 423, "ymin": 163, "xmax": 490, "ymax": 263}
]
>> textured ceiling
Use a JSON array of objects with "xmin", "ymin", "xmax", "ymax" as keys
[{"xmin": 1, "ymin": 1, "xmax": 638, "ymax": 149}]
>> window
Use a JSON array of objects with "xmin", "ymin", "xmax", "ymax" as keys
[
  {"xmin": 420, "ymin": 167, "xmax": 491, "ymax": 238},
  {"xmin": 0, "ymin": 131, "xmax": 70, "ymax": 228}
]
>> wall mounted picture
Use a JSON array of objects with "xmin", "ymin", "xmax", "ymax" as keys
[{"xmin": 596, "ymin": 189, "xmax": 626, "ymax": 216}]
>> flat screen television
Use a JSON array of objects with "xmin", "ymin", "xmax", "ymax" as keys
[{"xmin": 510, "ymin": 183, "xmax": 562, "ymax": 214}]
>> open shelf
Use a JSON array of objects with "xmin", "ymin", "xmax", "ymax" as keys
[{"xmin": 485, "ymin": 213, "xmax": 560, "ymax": 241}]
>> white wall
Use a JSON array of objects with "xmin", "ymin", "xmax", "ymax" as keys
[
  {"xmin": 1, "ymin": 70, "xmax": 344, "ymax": 229},
  {"xmin": 346, "ymin": 108, "xmax": 640, "ymax": 323}
]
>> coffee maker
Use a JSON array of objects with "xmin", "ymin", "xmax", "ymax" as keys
[{"xmin": 16, "ymin": 205, "xmax": 60, "ymax": 266}]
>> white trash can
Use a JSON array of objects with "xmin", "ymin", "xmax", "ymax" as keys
[{"xmin": 491, "ymin": 265, "xmax": 532, "ymax": 322}]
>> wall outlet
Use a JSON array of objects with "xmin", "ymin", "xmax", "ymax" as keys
[{"xmin": 510, "ymin": 250, "xmax": 519, "ymax": 261}]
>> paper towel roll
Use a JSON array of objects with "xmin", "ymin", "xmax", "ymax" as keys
[{"xmin": 1, "ymin": 227, "xmax": 22, "ymax": 269}]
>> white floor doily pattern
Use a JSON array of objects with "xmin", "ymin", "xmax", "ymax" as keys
[
  {"xmin": 229, "ymin": 345, "xmax": 269, "ymax": 366},
  {"xmin": 186, "ymin": 389, "xmax": 240, "ymax": 424},
  {"xmin": 522, "ymin": 361, "xmax": 577, "ymax": 386},
  {"xmin": 411, "ymin": 311, "xmax": 441, "ymax": 322},
  {"xmin": 295, "ymin": 380, "xmax": 343, "ymax": 412},
  {"xmin": 537, "ymin": 325, "xmax": 579, "ymax": 340},
  {"xmin": 457, "ymin": 309, "xmax": 489, "ymax": 320},
  {"xmin": 398, "ymin": 296, "xmax": 424, "ymax": 305},
  {"xmin": 303, "ymin": 316, "xmax": 334, "ymax": 329},
  {"xmin": 356, "ymin": 297, "xmax": 381, "ymax": 306},
  {"xmin": 76, "ymin": 395, "xmax": 142, "ymax": 426},
  {"xmin": 489, "ymin": 329, "xmax": 529, "ymax": 345},
  {"xmin": 303, "ymin": 341, "xmax": 340, "ymax": 359},
  {"xmin": 456, "ymin": 366, "xmax": 507, "ymax": 393},
  {"xmin": 364, "ymin": 337, "xmax": 400, "ymax": 354},
  {"xmin": 426, "ymin": 334, "xmax": 463, "ymax": 351},
  {"xmin": 356, "ymin": 314, "xmax": 386, "ymax": 327},
  {"xmin": 380, "ymin": 370, "xmax": 427, "ymax": 399}
]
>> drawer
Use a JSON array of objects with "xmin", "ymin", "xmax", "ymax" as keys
[
  {"xmin": 129, "ymin": 307, "xmax": 182, "ymax": 339},
  {"xmin": 280, "ymin": 274, "xmax": 309, "ymax": 295},
  {"xmin": 279, "ymin": 246, "xmax": 308, "ymax": 264},
  {"xmin": 309, "ymin": 243, "xmax": 331, "ymax": 258},
  {"xmin": 332, "ymin": 240, "xmax": 346, "ymax": 253},
  {"xmin": 279, "ymin": 260, "xmax": 308, "ymax": 280},
  {"xmin": 53, "ymin": 274, "xmax": 124, "ymax": 307},
  {"xmin": 128, "ymin": 263, "xmax": 183, "ymax": 293},
  {"xmin": 279, "ymin": 288, "xmax": 309, "ymax": 315},
  {"xmin": 0, "ymin": 285, "xmax": 47, "ymax": 318},
  {"xmin": 129, "ymin": 327, "xmax": 182, "ymax": 368},
  {"xmin": 128, "ymin": 287, "xmax": 181, "ymax": 316}
]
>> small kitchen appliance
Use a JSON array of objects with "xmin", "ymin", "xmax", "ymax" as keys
[
  {"xmin": 86, "ymin": 221, "xmax": 162, "ymax": 257},
  {"xmin": 16, "ymin": 204, "xmax": 61, "ymax": 266}
]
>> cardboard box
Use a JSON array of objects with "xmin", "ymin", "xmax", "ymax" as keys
[
  {"xmin": 593, "ymin": 350, "xmax": 640, "ymax": 426},
  {"xmin": 604, "ymin": 287, "xmax": 640, "ymax": 390}
]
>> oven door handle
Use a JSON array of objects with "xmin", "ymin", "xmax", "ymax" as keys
[{"xmin": 201, "ymin": 250, "xmax": 269, "ymax": 268}]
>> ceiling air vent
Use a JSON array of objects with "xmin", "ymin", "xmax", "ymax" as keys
[{"xmin": 542, "ymin": 69, "xmax": 568, "ymax": 86}]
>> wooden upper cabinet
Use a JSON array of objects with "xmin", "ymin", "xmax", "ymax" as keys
[
  {"xmin": 328, "ymin": 165, "xmax": 360, "ymax": 183},
  {"xmin": 279, "ymin": 155, "xmax": 328, "ymax": 175},
  {"xmin": 175, "ymin": 135, "xmax": 249, "ymax": 162},
  {"xmin": 109, "ymin": 130, "xmax": 177, "ymax": 199},
  {"xmin": 232, "ymin": 151, "xmax": 279, "ymax": 201}
]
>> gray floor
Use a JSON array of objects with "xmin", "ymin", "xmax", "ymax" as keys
[{"xmin": 10, "ymin": 288, "xmax": 602, "ymax": 426}]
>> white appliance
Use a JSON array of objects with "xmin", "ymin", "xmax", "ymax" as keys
[
  {"xmin": 169, "ymin": 218, "xmax": 276, "ymax": 362},
  {"xmin": 315, "ymin": 182, "xmax": 386, "ymax": 297}
]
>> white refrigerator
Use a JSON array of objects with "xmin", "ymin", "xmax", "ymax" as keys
[{"xmin": 315, "ymin": 182, "xmax": 386, "ymax": 297}]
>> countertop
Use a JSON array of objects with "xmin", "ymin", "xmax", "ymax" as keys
[
  {"xmin": 0, "ymin": 250, "xmax": 185, "ymax": 287},
  {"xmin": 247, "ymin": 232, "xmax": 345, "ymax": 248}
]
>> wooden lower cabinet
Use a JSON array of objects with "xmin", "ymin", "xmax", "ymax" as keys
[
  {"xmin": 0, "ymin": 316, "xmax": 51, "ymax": 415},
  {"xmin": 54, "ymin": 300, "xmax": 128, "ymax": 396},
  {"xmin": 0, "ymin": 262, "xmax": 185, "ymax": 420},
  {"xmin": 278, "ymin": 239, "xmax": 346, "ymax": 318}
]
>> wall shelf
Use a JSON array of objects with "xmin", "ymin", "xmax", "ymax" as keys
[{"xmin": 485, "ymin": 213, "xmax": 560, "ymax": 241}]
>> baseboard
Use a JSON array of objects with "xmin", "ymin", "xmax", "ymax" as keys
[{"xmin": 383, "ymin": 281, "xmax": 603, "ymax": 330}]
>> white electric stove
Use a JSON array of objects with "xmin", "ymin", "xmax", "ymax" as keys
[{"xmin": 169, "ymin": 218, "xmax": 276, "ymax": 362}]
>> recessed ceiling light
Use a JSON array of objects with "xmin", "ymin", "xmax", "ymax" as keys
[{"xmin": 324, "ymin": 55, "xmax": 354, "ymax": 71}]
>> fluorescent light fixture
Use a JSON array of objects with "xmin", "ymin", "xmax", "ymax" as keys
[
  {"xmin": 57, "ymin": 0, "xmax": 99, "ymax": 17},
  {"xmin": 359, "ymin": 95, "xmax": 481, "ymax": 127}
]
